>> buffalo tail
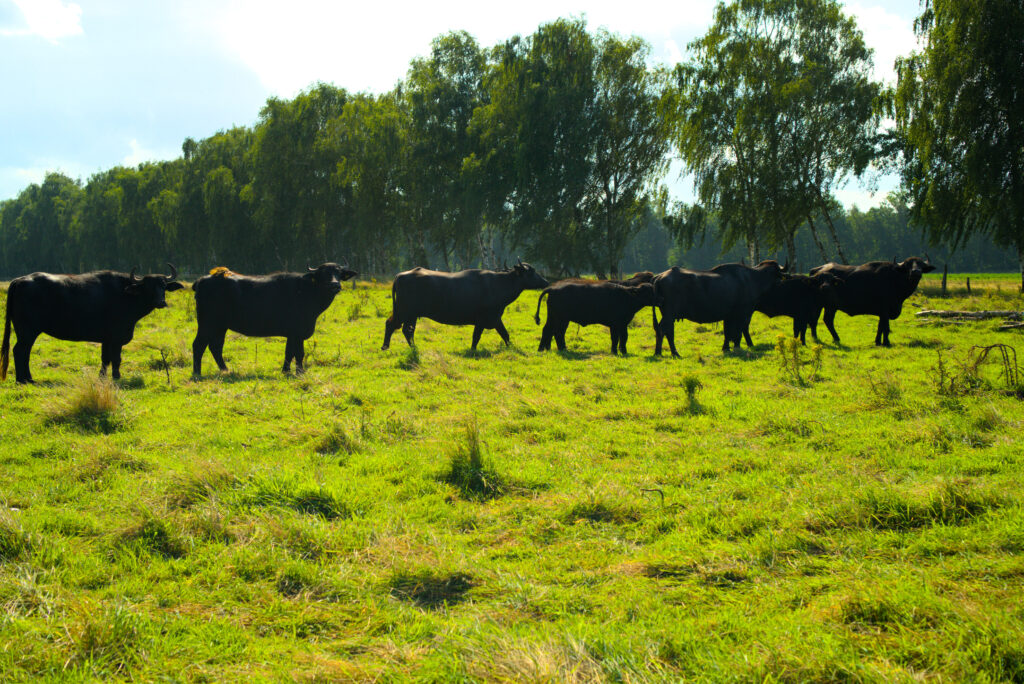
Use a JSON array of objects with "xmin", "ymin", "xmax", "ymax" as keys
[
  {"xmin": 1, "ymin": 289, "xmax": 10, "ymax": 381},
  {"xmin": 534, "ymin": 289, "xmax": 549, "ymax": 325},
  {"xmin": 651, "ymin": 282, "xmax": 660, "ymax": 333}
]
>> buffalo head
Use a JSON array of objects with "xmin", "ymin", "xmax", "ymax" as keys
[
  {"xmin": 305, "ymin": 262, "xmax": 358, "ymax": 294},
  {"xmin": 125, "ymin": 263, "xmax": 184, "ymax": 308},
  {"xmin": 755, "ymin": 259, "xmax": 789, "ymax": 280},
  {"xmin": 896, "ymin": 256, "xmax": 937, "ymax": 281},
  {"xmin": 512, "ymin": 261, "xmax": 549, "ymax": 290}
]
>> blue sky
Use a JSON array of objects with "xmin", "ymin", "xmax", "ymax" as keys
[{"xmin": 1, "ymin": 0, "xmax": 924, "ymax": 206}]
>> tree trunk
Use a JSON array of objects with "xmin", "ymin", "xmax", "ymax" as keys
[
  {"xmin": 1019, "ymin": 244, "xmax": 1024, "ymax": 293},
  {"xmin": 785, "ymin": 233, "xmax": 798, "ymax": 274},
  {"xmin": 817, "ymin": 193, "xmax": 848, "ymax": 264},
  {"xmin": 748, "ymin": 236, "xmax": 761, "ymax": 264},
  {"xmin": 806, "ymin": 215, "xmax": 829, "ymax": 263}
]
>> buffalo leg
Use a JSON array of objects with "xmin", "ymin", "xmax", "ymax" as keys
[
  {"xmin": 539, "ymin": 323, "xmax": 553, "ymax": 352},
  {"xmin": 794, "ymin": 318, "xmax": 807, "ymax": 345},
  {"xmin": 662, "ymin": 318, "xmax": 680, "ymax": 358},
  {"xmin": 282, "ymin": 337, "xmax": 295, "ymax": 373},
  {"xmin": 722, "ymin": 320, "xmax": 733, "ymax": 352},
  {"xmin": 13, "ymin": 330, "xmax": 38, "ymax": 383},
  {"xmin": 554, "ymin": 322, "xmax": 569, "ymax": 351},
  {"xmin": 192, "ymin": 332, "xmax": 209, "ymax": 377},
  {"xmin": 285, "ymin": 337, "xmax": 306, "ymax": 373},
  {"xmin": 470, "ymin": 325, "xmax": 484, "ymax": 350},
  {"xmin": 402, "ymin": 319, "xmax": 416, "ymax": 346},
  {"xmin": 100, "ymin": 342, "xmax": 113, "ymax": 377},
  {"xmin": 610, "ymin": 327, "xmax": 620, "ymax": 355},
  {"xmin": 382, "ymin": 316, "xmax": 402, "ymax": 350},
  {"xmin": 654, "ymin": 308, "xmax": 666, "ymax": 356},
  {"xmin": 876, "ymin": 317, "xmax": 892, "ymax": 347},
  {"xmin": 208, "ymin": 331, "xmax": 228, "ymax": 372},
  {"xmin": 494, "ymin": 319, "xmax": 511, "ymax": 346},
  {"xmin": 110, "ymin": 345, "xmax": 123, "ymax": 380},
  {"xmin": 618, "ymin": 326, "xmax": 629, "ymax": 355},
  {"xmin": 822, "ymin": 308, "xmax": 841, "ymax": 344}
]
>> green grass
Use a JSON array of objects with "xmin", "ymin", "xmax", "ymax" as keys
[{"xmin": 1, "ymin": 273, "xmax": 1023, "ymax": 681}]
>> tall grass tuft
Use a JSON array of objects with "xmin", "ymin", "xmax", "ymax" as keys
[
  {"xmin": 115, "ymin": 509, "xmax": 188, "ymax": 559},
  {"xmin": 44, "ymin": 375, "xmax": 123, "ymax": 433},
  {"xmin": 0, "ymin": 509, "xmax": 32, "ymax": 562},
  {"xmin": 68, "ymin": 602, "xmax": 148, "ymax": 676},
  {"xmin": 440, "ymin": 419, "xmax": 505, "ymax": 500}
]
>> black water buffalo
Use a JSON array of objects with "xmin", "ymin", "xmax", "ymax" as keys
[
  {"xmin": 652, "ymin": 260, "xmax": 786, "ymax": 356},
  {"xmin": 1, "ymin": 266, "xmax": 184, "ymax": 383},
  {"xmin": 534, "ymin": 280, "xmax": 654, "ymax": 354},
  {"xmin": 809, "ymin": 256, "xmax": 936, "ymax": 346},
  {"xmin": 381, "ymin": 261, "xmax": 549, "ymax": 351},
  {"xmin": 191, "ymin": 262, "xmax": 357, "ymax": 377},
  {"xmin": 747, "ymin": 271, "xmax": 843, "ymax": 345}
]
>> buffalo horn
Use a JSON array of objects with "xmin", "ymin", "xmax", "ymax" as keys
[
  {"xmin": 129, "ymin": 267, "xmax": 139, "ymax": 282},
  {"xmin": 924, "ymin": 252, "xmax": 932, "ymax": 264},
  {"xmin": 516, "ymin": 256, "xmax": 523, "ymax": 266},
  {"xmin": 166, "ymin": 263, "xmax": 178, "ymax": 280},
  {"xmin": 307, "ymin": 262, "xmax": 316, "ymax": 272}
]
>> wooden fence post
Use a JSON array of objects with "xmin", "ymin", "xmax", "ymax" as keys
[{"xmin": 941, "ymin": 264, "xmax": 948, "ymax": 296}]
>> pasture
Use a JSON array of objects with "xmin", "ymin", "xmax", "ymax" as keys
[{"xmin": 1, "ymin": 273, "xmax": 1023, "ymax": 681}]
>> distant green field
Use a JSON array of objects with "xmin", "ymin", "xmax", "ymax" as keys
[{"xmin": 1, "ymin": 272, "xmax": 1023, "ymax": 681}]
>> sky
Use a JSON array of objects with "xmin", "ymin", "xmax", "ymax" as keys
[{"xmin": 0, "ymin": 0, "xmax": 924, "ymax": 207}]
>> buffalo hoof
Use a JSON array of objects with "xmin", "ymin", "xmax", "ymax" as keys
[{"xmin": 381, "ymin": 344, "xmax": 389, "ymax": 351}]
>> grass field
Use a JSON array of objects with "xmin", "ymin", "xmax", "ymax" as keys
[{"xmin": 1, "ymin": 272, "xmax": 1023, "ymax": 682}]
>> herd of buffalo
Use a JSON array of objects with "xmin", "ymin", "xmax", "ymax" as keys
[{"xmin": 0, "ymin": 256, "xmax": 937, "ymax": 384}]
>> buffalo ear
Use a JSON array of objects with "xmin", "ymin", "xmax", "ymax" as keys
[{"xmin": 166, "ymin": 282, "xmax": 184, "ymax": 292}]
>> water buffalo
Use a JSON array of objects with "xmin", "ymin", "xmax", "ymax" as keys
[
  {"xmin": 746, "ymin": 271, "xmax": 843, "ymax": 346},
  {"xmin": 381, "ymin": 261, "xmax": 549, "ymax": 351},
  {"xmin": 809, "ymin": 256, "xmax": 936, "ymax": 346},
  {"xmin": 1, "ymin": 266, "xmax": 184, "ymax": 383},
  {"xmin": 191, "ymin": 262, "xmax": 357, "ymax": 377},
  {"xmin": 534, "ymin": 279, "xmax": 654, "ymax": 354},
  {"xmin": 652, "ymin": 260, "xmax": 786, "ymax": 356}
]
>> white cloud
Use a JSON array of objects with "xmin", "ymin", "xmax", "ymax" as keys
[
  {"xmin": 209, "ymin": 0, "xmax": 714, "ymax": 96},
  {"xmin": 1, "ymin": 0, "xmax": 83, "ymax": 42},
  {"xmin": 122, "ymin": 139, "xmax": 178, "ymax": 167},
  {"xmin": 845, "ymin": 2, "xmax": 918, "ymax": 85}
]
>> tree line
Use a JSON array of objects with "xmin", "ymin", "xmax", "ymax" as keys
[{"xmin": 1, "ymin": 1, "xmax": 1021, "ymax": 282}]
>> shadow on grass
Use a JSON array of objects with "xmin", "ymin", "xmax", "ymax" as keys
[
  {"xmin": 189, "ymin": 370, "xmax": 276, "ymax": 384},
  {"xmin": 388, "ymin": 569, "xmax": 475, "ymax": 609}
]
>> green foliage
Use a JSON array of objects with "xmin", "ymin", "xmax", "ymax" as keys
[
  {"xmin": 892, "ymin": 0, "xmax": 1024, "ymax": 280},
  {"xmin": 775, "ymin": 335, "xmax": 823, "ymax": 385},
  {"xmin": 673, "ymin": 0, "xmax": 881, "ymax": 266}
]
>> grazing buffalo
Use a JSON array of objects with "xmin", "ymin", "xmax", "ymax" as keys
[
  {"xmin": 382, "ymin": 261, "xmax": 549, "ymax": 351},
  {"xmin": 1, "ymin": 266, "xmax": 184, "ymax": 383},
  {"xmin": 747, "ymin": 271, "xmax": 843, "ymax": 346},
  {"xmin": 652, "ymin": 260, "xmax": 786, "ymax": 356},
  {"xmin": 534, "ymin": 280, "xmax": 654, "ymax": 354},
  {"xmin": 809, "ymin": 256, "xmax": 936, "ymax": 346},
  {"xmin": 191, "ymin": 262, "xmax": 357, "ymax": 377},
  {"xmin": 618, "ymin": 271, "xmax": 655, "ymax": 286}
]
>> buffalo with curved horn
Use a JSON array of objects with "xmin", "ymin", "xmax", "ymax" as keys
[
  {"xmin": 1, "ymin": 264, "xmax": 184, "ymax": 383},
  {"xmin": 191, "ymin": 261, "xmax": 357, "ymax": 377}
]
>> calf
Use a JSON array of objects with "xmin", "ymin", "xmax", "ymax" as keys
[
  {"xmin": 747, "ymin": 271, "xmax": 842, "ymax": 345},
  {"xmin": 534, "ymin": 280, "xmax": 654, "ymax": 354}
]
